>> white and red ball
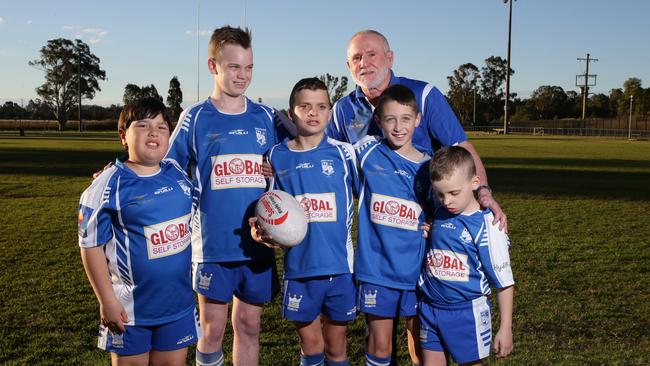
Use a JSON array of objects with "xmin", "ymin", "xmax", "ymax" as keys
[{"xmin": 255, "ymin": 190, "xmax": 308, "ymax": 247}]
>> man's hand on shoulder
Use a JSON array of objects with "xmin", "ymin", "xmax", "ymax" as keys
[{"xmin": 477, "ymin": 188, "xmax": 508, "ymax": 232}]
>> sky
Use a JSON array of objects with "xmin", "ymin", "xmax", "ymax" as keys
[{"xmin": 1, "ymin": 0, "xmax": 649, "ymax": 110}]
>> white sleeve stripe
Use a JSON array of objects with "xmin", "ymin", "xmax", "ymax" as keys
[
  {"xmin": 485, "ymin": 213, "xmax": 514, "ymax": 287},
  {"xmin": 331, "ymin": 100, "xmax": 341, "ymax": 134},
  {"xmin": 421, "ymin": 84, "xmax": 434, "ymax": 115},
  {"xmin": 334, "ymin": 144, "xmax": 355, "ymax": 273}
]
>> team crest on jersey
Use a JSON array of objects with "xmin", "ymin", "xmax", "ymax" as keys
[
  {"xmin": 364, "ymin": 290, "xmax": 378, "ymax": 307},
  {"xmin": 198, "ymin": 271, "xmax": 213, "ymax": 290},
  {"xmin": 460, "ymin": 228, "xmax": 473, "ymax": 244},
  {"xmin": 255, "ymin": 128, "xmax": 267, "ymax": 146},
  {"xmin": 287, "ymin": 293, "xmax": 303, "ymax": 311},
  {"xmin": 321, "ymin": 160, "xmax": 334, "ymax": 176},
  {"xmin": 177, "ymin": 180, "xmax": 192, "ymax": 197}
]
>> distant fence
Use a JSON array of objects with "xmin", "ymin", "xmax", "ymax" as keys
[
  {"xmin": 463, "ymin": 117, "xmax": 650, "ymax": 138},
  {"xmin": 466, "ymin": 125, "xmax": 650, "ymax": 138},
  {"xmin": 0, "ymin": 119, "xmax": 117, "ymax": 131}
]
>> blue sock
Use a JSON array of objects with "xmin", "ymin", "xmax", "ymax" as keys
[
  {"xmin": 300, "ymin": 352, "xmax": 325, "ymax": 366},
  {"xmin": 196, "ymin": 348, "xmax": 224, "ymax": 366},
  {"xmin": 365, "ymin": 352, "xmax": 391, "ymax": 366},
  {"xmin": 325, "ymin": 358, "xmax": 349, "ymax": 366}
]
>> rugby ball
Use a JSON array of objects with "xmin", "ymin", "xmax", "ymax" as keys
[{"xmin": 255, "ymin": 190, "xmax": 308, "ymax": 247}]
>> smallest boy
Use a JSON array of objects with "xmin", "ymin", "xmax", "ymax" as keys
[
  {"xmin": 418, "ymin": 146, "xmax": 514, "ymax": 366},
  {"xmin": 78, "ymin": 98, "xmax": 199, "ymax": 366}
]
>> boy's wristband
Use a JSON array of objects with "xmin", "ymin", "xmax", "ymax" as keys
[{"xmin": 476, "ymin": 184, "xmax": 492, "ymax": 195}]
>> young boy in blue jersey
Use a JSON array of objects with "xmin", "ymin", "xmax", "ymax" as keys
[
  {"xmin": 165, "ymin": 26, "xmax": 290, "ymax": 366},
  {"xmin": 78, "ymin": 98, "xmax": 199, "ymax": 366},
  {"xmin": 418, "ymin": 146, "xmax": 514, "ymax": 366},
  {"xmin": 251, "ymin": 77, "xmax": 359, "ymax": 366},
  {"xmin": 354, "ymin": 84, "xmax": 432, "ymax": 366}
]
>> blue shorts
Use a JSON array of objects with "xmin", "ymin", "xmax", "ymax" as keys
[
  {"xmin": 357, "ymin": 282, "xmax": 417, "ymax": 318},
  {"xmin": 418, "ymin": 297, "xmax": 492, "ymax": 364},
  {"xmin": 192, "ymin": 261, "xmax": 279, "ymax": 303},
  {"xmin": 98, "ymin": 308, "xmax": 200, "ymax": 356},
  {"xmin": 282, "ymin": 274, "xmax": 357, "ymax": 323}
]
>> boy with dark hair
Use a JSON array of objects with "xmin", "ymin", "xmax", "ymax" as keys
[
  {"xmin": 418, "ymin": 146, "xmax": 514, "ymax": 366},
  {"xmin": 165, "ymin": 25, "xmax": 290, "ymax": 366},
  {"xmin": 354, "ymin": 84, "xmax": 432, "ymax": 366},
  {"xmin": 78, "ymin": 98, "xmax": 199, "ymax": 365},
  {"xmin": 252, "ymin": 77, "xmax": 359, "ymax": 366}
]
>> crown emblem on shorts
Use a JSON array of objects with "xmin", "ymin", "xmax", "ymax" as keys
[
  {"xmin": 198, "ymin": 272, "xmax": 212, "ymax": 290},
  {"xmin": 111, "ymin": 332, "xmax": 124, "ymax": 346},
  {"xmin": 364, "ymin": 290, "xmax": 378, "ymax": 306},
  {"xmin": 287, "ymin": 293, "xmax": 303, "ymax": 310}
]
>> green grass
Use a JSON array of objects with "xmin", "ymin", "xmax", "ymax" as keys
[{"xmin": 1, "ymin": 134, "xmax": 649, "ymax": 365}]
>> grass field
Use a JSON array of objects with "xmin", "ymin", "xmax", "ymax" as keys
[{"xmin": 1, "ymin": 133, "xmax": 649, "ymax": 365}]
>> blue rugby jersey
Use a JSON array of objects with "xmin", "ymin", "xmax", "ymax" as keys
[
  {"xmin": 78, "ymin": 159, "xmax": 195, "ymax": 326},
  {"xmin": 326, "ymin": 71, "xmax": 467, "ymax": 155},
  {"xmin": 166, "ymin": 97, "xmax": 286, "ymax": 263},
  {"xmin": 354, "ymin": 136, "xmax": 432, "ymax": 290},
  {"xmin": 268, "ymin": 137, "xmax": 359, "ymax": 279},
  {"xmin": 418, "ymin": 208, "xmax": 514, "ymax": 304}
]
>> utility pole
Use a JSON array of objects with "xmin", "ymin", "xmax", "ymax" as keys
[
  {"xmin": 503, "ymin": 0, "xmax": 514, "ymax": 134},
  {"xmin": 473, "ymin": 87, "xmax": 477, "ymax": 126},
  {"xmin": 197, "ymin": 0, "xmax": 200, "ymax": 102},
  {"xmin": 628, "ymin": 95, "xmax": 634, "ymax": 139},
  {"xmin": 78, "ymin": 45, "xmax": 82, "ymax": 133},
  {"xmin": 576, "ymin": 53, "xmax": 598, "ymax": 124}
]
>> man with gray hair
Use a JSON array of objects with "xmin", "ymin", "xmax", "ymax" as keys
[{"xmin": 327, "ymin": 29, "xmax": 506, "ymax": 229}]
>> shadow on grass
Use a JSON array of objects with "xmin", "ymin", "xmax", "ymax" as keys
[
  {"xmin": 1, "ymin": 148, "xmax": 649, "ymax": 201},
  {"xmin": 0, "ymin": 149, "xmax": 121, "ymax": 177}
]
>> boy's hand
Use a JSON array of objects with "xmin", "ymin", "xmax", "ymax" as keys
[
  {"xmin": 493, "ymin": 326, "xmax": 513, "ymax": 358},
  {"xmin": 248, "ymin": 217, "xmax": 281, "ymax": 249},
  {"xmin": 477, "ymin": 190, "xmax": 508, "ymax": 233},
  {"xmin": 92, "ymin": 161, "xmax": 114, "ymax": 179},
  {"xmin": 420, "ymin": 218, "xmax": 432, "ymax": 239},
  {"xmin": 100, "ymin": 298, "xmax": 128, "ymax": 334},
  {"xmin": 262, "ymin": 158, "xmax": 274, "ymax": 178}
]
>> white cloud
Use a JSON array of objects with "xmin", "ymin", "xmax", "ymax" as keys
[
  {"xmin": 0, "ymin": 17, "xmax": 5, "ymax": 25},
  {"xmin": 64, "ymin": 25, "xmax": 109, "ymax": 43},
  {"xmin": 26, "ymin": 19, "xmax": 32, "ymax": 25}
]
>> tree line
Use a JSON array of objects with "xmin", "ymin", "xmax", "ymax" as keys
[
  {"xmin": 446, "ymin": 57, "xmax": 650, "ymax": 125},
  {"xmin": 4, "ymin": 38, "xmax": 649, "ymax": 130}
]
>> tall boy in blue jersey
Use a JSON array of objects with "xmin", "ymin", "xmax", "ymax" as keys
[
  {"xmin": 79, "ymin": 98, "xmax": 200, "ymax": 366},
  {"xmin": 355, "ymin": 85, "xmax": 433, "ymax": 366},
  {"xmin": 165, "ymin": 26, "xmax": 288, "ymax": 366},
  {"xmin": 327, "ymin": 29, "xmax": 507, "ymax": 232},
  {"xmin": 418, "ymin": 146, "xmax": 514, "ymax": 365},
  {"xmin": 253, "ymin": 78, "xmax": 359, "ymax": 366}
]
